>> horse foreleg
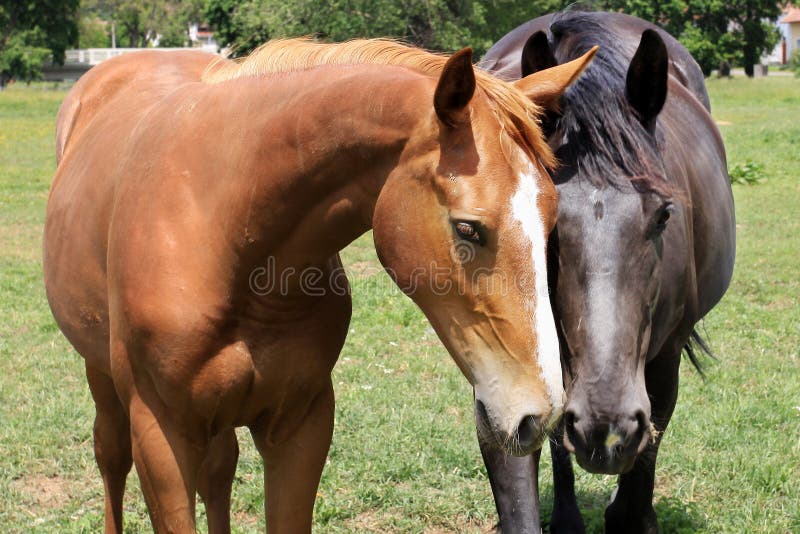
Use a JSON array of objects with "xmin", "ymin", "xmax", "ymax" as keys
[
  {"xmin": 86, "ymin": 365, "xmax": 132, "ymax": 534},
  {"xmin": 197, "ymin": 429, "xmax": 238, "ymax": 534},
  {"xmin": 479, "ymin": 436, "xmax": 541, "ymax": 534},
  {"xmin": 549, "ymin": 421, "xmax": 585, "ymax": 533},
  {"xmin": 250, "ymin": 381, "xmax": 335, "ymax": 533},
  {"xmin": 605, "ymin": 351, "xmax": 681, "ymax": 534}
]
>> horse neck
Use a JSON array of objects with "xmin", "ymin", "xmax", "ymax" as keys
[{"xmin": 214, "ymin": 67, "xmax": 434, "ymax": 267}]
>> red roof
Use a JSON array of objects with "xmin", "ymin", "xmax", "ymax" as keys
[{"xmin": 782, "ymin": 7, "xmax": 800, "ymax": 23}]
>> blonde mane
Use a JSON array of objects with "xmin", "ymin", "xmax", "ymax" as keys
[{"xmin": 203, "ymin": 38, "xmax": 555, "ymax": 170}]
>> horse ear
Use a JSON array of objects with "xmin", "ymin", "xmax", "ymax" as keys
[
  {"xmin": 434, "ymin": 48, "xmax": 476, "ymax": 127},
  {"xmin": 626, "ymin": 29, "xmax": 668, "ymax": 126},
  {"xmin": 513, "ymin": 46, "xmax": 597, "ymax": 111},
  {"xmin": 521, "ymin": 31, "xmax": 557, "ymax": 77}
]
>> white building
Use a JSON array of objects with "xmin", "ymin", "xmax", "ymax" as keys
[
  {"xmin": 765, "ymin": 6, "xmax": 800, "ymax": 64},
  {"xmin": 188, "ymin": 23, "xmax": 220, "ymax": 54}
]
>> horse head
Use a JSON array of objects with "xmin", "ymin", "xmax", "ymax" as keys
[
  {"xmin": 522, "ymin": 29, "xmax": 675, "ymax": 473},
  {"xmin": 372, "ymin": 48, "xmax": 594, "ymax": 455}
]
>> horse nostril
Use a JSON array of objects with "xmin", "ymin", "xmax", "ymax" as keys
[
  {"xmin": 564, "ymin": 410, "xmax": 577, "ymax": 431},
  {"xmin": 475, "ymin": 399, "xmax": 488, "ymax": 422},
  {"xmin": 516, "ymin": 414, "xmax": 539, "ymax": 449},
  {"xmin": 634, "ymin": 410, "xmax": 649, "ymax": 436}
]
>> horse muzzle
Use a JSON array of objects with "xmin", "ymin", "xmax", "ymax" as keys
[
  {"xmin": 562, "ymin": 407, "xmax": 651, "ymax": 474},
  {"xmin": 474, "ymin": 395, "xmax": 557, "ymax": 456}
]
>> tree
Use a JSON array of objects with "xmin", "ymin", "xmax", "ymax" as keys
[
  {"xmin": 203, "ymin": 0, "xmax": 563, "ymax": 57},
  {"xmin": 0, "ymin": 0, "xmax": 80, "ymax": 87},
  {"xmin": 688, "ymin": 0, "xmax": 783, "ymax": 76},
  {"xmin": 158, "ymin": 0, "xmax": 205, "ymax": 47},
  {"xmin": 78, "ymin": 15, "xmax": 110, "ymax": 48},
  {"xmin": 82, "ymin": 0, "xmax": 203, "ymax": 48},
  {"xmin": 478, "ymin": 0, "xmax": 563, "ymax": 52},
  {"xmin": 600, "ymin": 0, "xmax": 688, "ymax": 36},
  {"xmin": 598, "ymin": 0, "xmax": 785, "ymax": 76}
]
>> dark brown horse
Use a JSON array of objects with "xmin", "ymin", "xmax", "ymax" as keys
[{"xmin": 478, "ymin": 11, "xmax": 735, "ymax": 533}]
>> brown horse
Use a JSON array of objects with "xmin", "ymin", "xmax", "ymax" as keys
[
  {"xmin": 44, "ymin": 40, "xmax": 595, "ymax": 532},
  {"xmin": 479, "ymin": 11, "xmax": 735, "ymax": 533}
]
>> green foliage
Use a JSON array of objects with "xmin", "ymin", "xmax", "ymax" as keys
[
  {"xmin": 0, "ymin": 29, "xmax": 50, "ymax": 86},
  {"xmin": 678, "ymin": 21, "xmax": 743, "ymax": 76},
  {"xmin": 600, "ymin": 0, "xmax": 688, "ymax": 36},
  {"xmin": 0, "ymin": 0, "xmax": 80, "ymax": 87},
  {"xmin": 478, "ymin": 0, "xmax": 563, "ymax": 52},
  {"xmin": 82, "ymin": 0, "xmax": 204, "ymax": 48},
  {"xmin": 677, "ymin": 23, "xmax": 719, "ymax": 75},
  {"xmin": 204, "ymin": 0, "xmax": 562, "ymax": 56},
  {"xmin": 597, "ymin": 0, "xmax": 785, "ymax": 76},
  {"xmin": 790, "ymin": 50, "xmax": 800, "ymax": 77},
  {"xmin": 158, "ymin": 17, "xmax": 191, "ymax": 47},
  {"xmin": 729, "ymin": 160, "xmax": 767, "ymax": 185},
  {"xmin": 78, "ymin": 16, "xmax": 109, "ymax": 48},
  {"xmin": 204, "ymin": 0, "xmax": 267, "ymax": 54},
  {"xmin": 200, "ymin": 0, "xmax": 785, "ymax": 75},
  {"xmin": 688, "ymin": 0, "xmax": 782, "ymax": 76},
  {"xmin": 118, "ymin": 0, "xmax": 173, "ymax": 47}
]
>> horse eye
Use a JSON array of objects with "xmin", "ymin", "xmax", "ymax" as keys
[
  {"xmin": 654, "ymin": 204, "xmax": 672, "ymax": 234},
  {"xmin": 453, "ymin": 221, "xmax": 482, "ymax": 244}
]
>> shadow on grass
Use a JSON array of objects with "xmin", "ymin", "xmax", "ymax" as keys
[{"xmin": 539, "ymin": 488, "xmax": 705, "ymax": 534}]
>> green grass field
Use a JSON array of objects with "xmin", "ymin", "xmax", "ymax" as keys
[{"xmin": 1, "ymin": 76, "xmax": 798, "ymax": 533}]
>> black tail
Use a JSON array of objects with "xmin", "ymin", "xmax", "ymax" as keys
[{"xmin": 683, "ymin": 326, "xmax": 715, "ymax": 376}]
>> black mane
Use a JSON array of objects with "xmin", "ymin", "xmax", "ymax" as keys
[{"xmin": 547, "ymin": 11, "xmax": 671, "ymax": 196}]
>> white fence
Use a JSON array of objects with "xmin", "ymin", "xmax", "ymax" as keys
[{"xmin": 65, "ymin": 46, "xmax": 219, "ymax": 66}]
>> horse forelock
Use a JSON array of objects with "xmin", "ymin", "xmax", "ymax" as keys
[
  {"xmin": 202, "ymin": 38, "xmax": 554, "ymax": 173},
  {"xmin": 549, "ymin": 12, "xmax": 673, "ymax": 198}
]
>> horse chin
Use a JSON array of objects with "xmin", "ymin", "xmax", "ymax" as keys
[
  {"xmin": 563, "ymin": 428, "xmax": 642, "ymax": 475},
  {"xmin": 474, "ymin": 399, "xmax": 544, "ymax": 457},
  {"xmin": 574, "ymin": 453, "xmax": 638, "ymax": 475}
]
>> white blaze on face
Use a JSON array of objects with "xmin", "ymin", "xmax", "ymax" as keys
[{"xmin": 510, "ymin": 159, "xmax": 564, "ymax": 414}]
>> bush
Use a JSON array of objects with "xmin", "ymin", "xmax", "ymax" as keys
[
  {"xmin": 78, "ymin": 16, "xmax": 109, "ymax": 48},
  {"xmin": 0, "ymin": 29, "xmax": 51, "ymax": 87},
  {"xmin": 790, "ymin": 51, "xmax": 800, "ymax": 77},
  {"xmin": 729, "ymin": 160, "xmax": 767, "ymax": 185}
]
